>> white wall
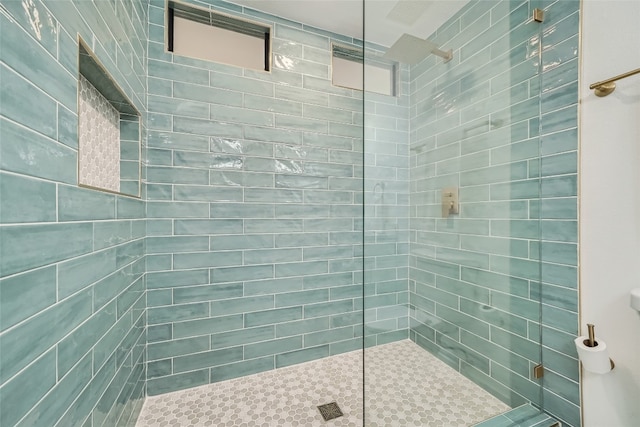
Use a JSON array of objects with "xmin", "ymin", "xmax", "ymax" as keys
[{"xmin": 580, "ymin": 1, "xmax": 640, "ymax": 426}]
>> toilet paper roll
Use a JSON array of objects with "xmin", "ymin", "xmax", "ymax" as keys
[
  {"xmin": 631, "ymin": 288, "xmax": 640, "ymax": 311},
  {"xmin": 574, "ymin": 336, "xmax": 612, "ymax": 374}
]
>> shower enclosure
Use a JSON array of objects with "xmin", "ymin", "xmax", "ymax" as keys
[
  {"xmin": 0, "ymin": 0, "xmax": 581, "ymax": 425},
  {"xmin": 361, "ymin": 0, "xmax": 578, "ymax": 425}
]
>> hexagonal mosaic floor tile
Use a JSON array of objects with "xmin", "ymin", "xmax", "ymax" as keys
[{"xmin": 136, "ymin": 340, "xmax": 509, "ymax": 426}]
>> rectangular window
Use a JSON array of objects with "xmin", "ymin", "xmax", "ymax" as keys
[
  {"xmin": 332, "ymin": 44, "xmax": 396, "ymax": 96},
  {"xmin": 167, "ymin": 1, "xmax": 271, "ymax": 71}
]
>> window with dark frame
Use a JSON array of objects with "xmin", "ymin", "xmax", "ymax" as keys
[
  {"xmin": 167, "ymin": 1, "xmax": 271, "ymax": 72},
  {"xmin": 332, "ymin": 44, "xmax": 397, "ymax": 97}
]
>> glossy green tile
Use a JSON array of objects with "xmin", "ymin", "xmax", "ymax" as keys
[
  {"xmin": 414, "ymin": 282, "xmax": 458, "ymax": 309},
  {"xmin": 245, "ymin": 307, "xmax": 302, "ymax": 327},
  {"xmin": 174, "ymin": 347, "xmax": 243, "ymax": 373},
  {"xmin": 304, "ymin": 300, "xmax": 353, "ymax": 318},
  {"xmin": 146, "ymin": 236, "xmax": 209, "ymax": 254},
  {"xmin": 436, "ymin": 247, "xmax": 490, "ymax": 269},
  {"xmin": 148, "ymin": 324, "xmax": 173, "ymax": 343},
  {"xmin": 2, "ymin": 0, "xmax": 59, "ymax": 54},
  {"xmin": 148, "ymin": 302, "xmax": 209, "ymax": 324},
  {"xmin": 16, "ymin": 352, "xmax": 93, "ymax": 427},
  {"xmin": 276, "ymin": 317, "xmax": 330, "ymax": 337},
  {"xmin": 275, "ymin": 261, "xmax": 329, "ymax": 278},
  {"xmin": 94, "ymin": 221, "xmax": 132, "ymax": 250},
  {"xmin": 92, "ymin": 306, "xmax": 133, "ymax": 369},
  {"xmin": 414, "ymin": 257, "xmax": 459, "ymax": 279},
  {"xmin": 58, "ymin": 185, "xmax": 116, "ymax": 221},
  {"xmin": 543, "ymin": 388, "xmax": 580, "ymax": 427},
  {"xmin": 174, "ymin": 81, "xmax": 242, "ymax": 107},
  {"xmin": 541, "ymin": 303, "xmax": 578, "ymax": 334},
  {"xmin": 116, "ymin": 197, "xmax": 145, "ymax": 219},
  {"xmin": 1, "ymin": 223, "xmax": 93, "ymax": 277},
  {"xmin": 459, "ymin": 361, "xmax": 526, "ymax": 408},
  {"xmin": 210, "ymin": 234, "xmax": 274, "ymax": 250},
  {"xmin": 0, "ymin": 266, "xmax": 56, "ymax": 332},
  {"xmin": 376, "ymin": 329, "xmax": 409, "ymax": 345},
  {"xmin": 436, "ymin": 276, "xmax": 490, "ymax": 304},
  {"xmin": 175, "ymin": 219, "xmax": 243, "ymax": 235},
  {"xmin": 329, "ymin": 284, "xmax": 361, "ymax": 300},
  {"xmin": 210, "ymin": 70, "xmax": 274, "ymax": 96},
  {"xmin": 0, "ymin": 289, "xmax": 92, "ymax": 383},
  {"xmin": 211, "ymin": 265, "xmax": 274, "ymax": 284},
  {"xmin": 491, "ymin": 292, "xmax": 539, "ymax": 322},
  {"xmin": 210, "ymin": 356, "xmax": 274, "ymax": 382},
  {"xmin": 148, "ymin": 94, "xmax": 208, "ymax": 119},
  {"xmin": 147, "ymin": 289, "xmax": 172, "ymax": 307},
  {"xmin": 1, "ymin": 15, "xmax": 76, "ymax": 111},
  {"xmin": 173, "ymin": 251, "xmax": 243, "ymax": 269},
  {"xmin": 275, "ymin": 114, "xmax": 328, "ymax": 133},
  {"xmin": 147, "ymin": 370, "xmax": 209, "ymax": 396},
  {"xmin": 434, "ymin": 304, "xmax": 489, "ymax": 339},
  {"xmin": 304, "ymin": 326, "xmax": 353, "ymax": 347},
  {"xmin": 211, "ymin": 325, "xmax": 275, "ymax": 350},
  {"xmin": 245, "ymin": 336, "xmax": 303, "ymax": 359},
  {"xmin": 147, "ymin": 201, "xmax": 209, "ymax": 218},
  {"xmin": 148, "ymin": 58, "xmax": 208, "ymax": 83},
  {"xmin": 56, "ymin": 103, "xmax": 79, "ymax": 149},
  {"xmin": 303, "ymin": 245, "xmax": 353, "ymax": 261},
  {"xmin": 0, "ymin": 349, "xmax": 57, "ymax": 427},
  {"xmin": 57, "ymin": 301, "xmax": 116, "ymax": 377},
  {"xmin": 275, "ymin": 345, "xmax": 330, "ymax": 368},
  {"xmin": 491, "ymin": 326, "xmax": 540, "ymax": 362},
  {"xmin": 147, "ymin": 359, "xmax": 172, "ymax": 379},
  {"xmin": 0, "ymin": 118, "xmax": 77, "ymax": 184},
  {"xmin": 542, "ymin": 347, "xmax": 579, "ymax": 383},
  {"xmin": 173, "ymin": 116, "xmax": 244, "ymax": 138},
  {"xmin": 491, "ymin": 363, "xmax": 541, "ymax": 405},
  {"xmin": 535, "ymin": 282, "xmax": 577, "ymax": 312},
  {"xmin": 1, "ymin": 63, "xmax": 57, "ymax": 138},
  {"xmin": 541, "ymin": 220, "xmax": 577, "ymax": 243},
  {"xmin": 173, "ymin": 314, "xmax": 243, "ymax": 339},
  {"xmin": 146, "ymin": 162, "xmax": 209, "ymax": 185},
  {"xmin": 174, "ymin": 185, "xmax": 243, "ymax": 202},
  {"xmin": 148, "ymin": 130, "xmax": 209, "ymax": 152},
  {"xmin": 147, "ymin": 336, "xmax": 210, "ymax": 361},
  {"xmin": 461, "ymin": 330, "xmax": 530, "ymax": 377},
  {"xmin": 57, "ymin": 248, "xmax": 117, "ymax": 299},
  {"xmin": 173, "ymin": 283, "xmax": 243, "ymax": 304},
  {"xmin": 491, "ymin": 255, "xmax": 540, "ymax": 282},
  {"xmin": 0, "ymin": 173, "xmax": 56, "ymax": 223},
  {"xmin": 146, "ymin": 269, "xmax": 209, "ymax": 290}
]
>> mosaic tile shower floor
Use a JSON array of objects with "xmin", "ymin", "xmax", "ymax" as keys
[{"xmin": 136, "ymin": 340, "xmax": 509, "ymax": 426}]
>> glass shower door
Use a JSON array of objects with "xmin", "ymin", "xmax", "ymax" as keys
[{"xmin": 363, "ymin": 1, "xmax": 545, "ymax": 425}]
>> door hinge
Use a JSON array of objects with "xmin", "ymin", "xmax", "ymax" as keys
[{"xmin": 533, "ymin": 364, "xmax": 544, "ymax": 379}]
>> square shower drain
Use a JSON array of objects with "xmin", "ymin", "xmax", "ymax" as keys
[{"xmin": 317, "ymin": 402, "xmax": 344, "ymax": 421}]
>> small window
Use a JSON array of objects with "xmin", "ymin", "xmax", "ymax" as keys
[
  {"xmin": 167, "ymin": 1, "xmax": 271, "ymax": 71},
  {"xmin": 332, "ymin": 44, "xmax": 396, "ymax": 96}
]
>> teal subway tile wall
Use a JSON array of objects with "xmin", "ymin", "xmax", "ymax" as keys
[
  {"xmin": 0, "ymin": 0, "xmax": 582, "ymax": 425},
  {"xmin": 407, "ymin": 1, "xmax": 579, "ymax": 426},
  {"xmin": 363, "ymin": 48, "xmax": 411, "ymax": 348},
  {"xmin": 0, "ymin": 0, "xmax": 147, "ymax": 426},
  {"xmin": 143, "ymin": 0, "xmax": 394, "ymax": 395}
]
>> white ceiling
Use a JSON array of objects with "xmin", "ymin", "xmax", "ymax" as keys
[{"xmin": 229, "ymin": 0, "xmax": 468, "ymax": 47}]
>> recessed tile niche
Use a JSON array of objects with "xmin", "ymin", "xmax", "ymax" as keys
[{"xmin": 78, "ymin": 39, "xmax": 141, "ymax": 197}]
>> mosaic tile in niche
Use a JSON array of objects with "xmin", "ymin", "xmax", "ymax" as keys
[{"xmin": 78, "ymin": 74, "xmax": 120, "ymax": 193}]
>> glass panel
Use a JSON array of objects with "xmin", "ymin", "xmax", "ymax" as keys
[{"xmin": 363, "ymin": 1, "xmax": 544, "ymax": 425}]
